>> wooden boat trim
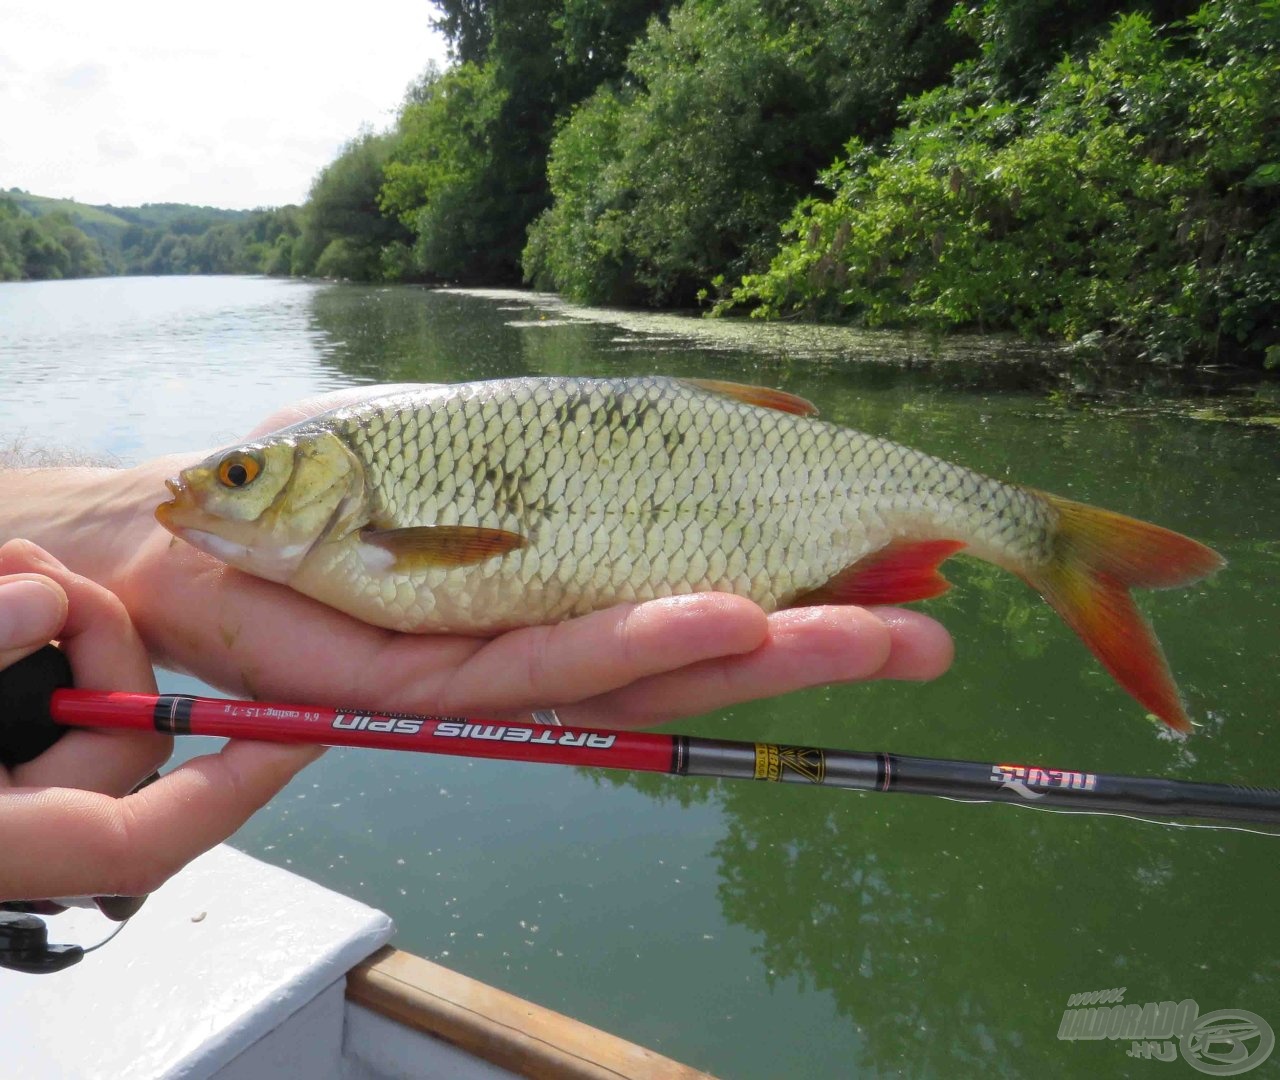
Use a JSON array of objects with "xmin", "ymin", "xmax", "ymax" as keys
[{"xmin": 346, "ymin": 945, "xmax": 715, "ymax": 1079}]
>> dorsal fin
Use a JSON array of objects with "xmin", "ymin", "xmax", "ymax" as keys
[{"xmin": 681, "ymin": 378, "xmax": 819, "ymax": 417}]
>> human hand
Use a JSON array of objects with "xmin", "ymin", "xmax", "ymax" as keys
[
  {"xmin": 0, "ymin": 541, "xmax": 322, "ymax": 901},
  {"xmin": 4, "ymin": 388, "xmax": 954, "ymax": 730}
]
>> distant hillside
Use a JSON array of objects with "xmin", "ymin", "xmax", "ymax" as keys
[
  {"xmin": 1, "ymin": 188, "xmax": 298, "ymax": 281},
  {"xmin": 4, "ymin": 190, "xmax": 251, "ymax": 256}
]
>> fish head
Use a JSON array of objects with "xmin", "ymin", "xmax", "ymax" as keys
[{"xmin": 155, "ymin": 431, "xmax": 367, "ymax": 584}]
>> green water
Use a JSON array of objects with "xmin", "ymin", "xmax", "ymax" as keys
[{"xmin": 2, "ymin": 276, "xmax": 1277, "ymax": 1077}]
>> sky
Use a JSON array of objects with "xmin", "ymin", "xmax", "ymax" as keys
[{"xmin": 0, "ymin": 1, "xmax": 450, "ymax": 210}]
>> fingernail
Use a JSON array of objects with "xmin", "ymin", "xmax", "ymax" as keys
[{"xmin": 0, "ymin": 579, "xmax": 67, "ymax": 648}]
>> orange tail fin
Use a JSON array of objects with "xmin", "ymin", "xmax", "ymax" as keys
[{"xmin": 1024, "ymin": 494, "xmax": 1224, "ymax": 733}]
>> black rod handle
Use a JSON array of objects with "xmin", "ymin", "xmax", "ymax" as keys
[{"xmin": 0, "ymin": 644, "xmax": 72, "ymax": 768}]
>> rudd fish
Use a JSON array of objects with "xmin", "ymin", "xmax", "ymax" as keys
[{"xmin": 155, "ymin": 376, "xmax": 1223, "ymax": 732}]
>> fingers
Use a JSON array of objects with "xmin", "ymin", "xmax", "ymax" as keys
[
  {"xmin": 0, "ymin": 542, "xmax": 156, "ymax": 696},
  {"xmin": 0, "ymin": 574, "xmax": 68, "ymax": 671},
  {"xmin": 0, "ymin": 540, "xmax": 321, "ymax": 903},
  {"xmin": 379, "ymin": 593, "xmax": 770, "ymax": 716},
  {"xmin": 0, "ymin": 741, "xmax": 324, "ymax": 900},
  {"xmin": 381, "ymin": 597, "xmax": 950, "ymax": 727},
  {"xmin": 561, "ymin": 605, "xmax": 955, "ymax": 728},
  {"xmin": 0, "ymin": 540, "xmax": 167, "ymax": 795},
  {"xmin": 862, "ymin": 606, "xmax": 955, "ymax": 680}
]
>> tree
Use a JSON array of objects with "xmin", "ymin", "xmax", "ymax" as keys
[
  {"xmin": 524, "ymin": 0, "xmax": 966, "ymax": 305},
  {"xmin": 294, "ymin": 132, "xmax": 411, "ymax": 280},
  {"xmin": 382, "ymin": 0, "xmax": 674, "ymax": 282},
  {"xmin": 379, "ymin": 63, "xmax": 511, "ymax": 281},
  {"xmin": 0, "ymin": 199, "xmax": 25, "ymax": 280}
]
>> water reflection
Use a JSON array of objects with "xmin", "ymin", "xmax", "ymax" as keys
[{"xmin": 703, "ymin": 775, "xmax": 1277, "ymax": 1075}]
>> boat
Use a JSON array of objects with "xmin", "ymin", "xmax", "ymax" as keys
[{"xmin": 0, "ymin": 845, "xmax": 713, "ymax": 1079}]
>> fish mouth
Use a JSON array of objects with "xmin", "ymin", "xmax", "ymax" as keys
[{"xmin": 155, "ymin": 475, "xmax": 195, "ymax": 531}]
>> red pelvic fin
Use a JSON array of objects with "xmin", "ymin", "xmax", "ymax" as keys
[
  {"xmin": 1024, "ymin": 493, "xmax": 1225, "ymax": 734},
  {"xmin": 791, "ymin": 539, "xmax": 967, "ymax": 607}
]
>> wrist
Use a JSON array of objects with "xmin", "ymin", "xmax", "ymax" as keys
[{"xmin": 0, "ymin": 456, "xmax": 197, "ymax": 598}]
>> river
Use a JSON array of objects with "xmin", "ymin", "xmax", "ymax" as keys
[{"xmin": 2, "ymin": 275, "xmax": 1277, "ymax": 1077}]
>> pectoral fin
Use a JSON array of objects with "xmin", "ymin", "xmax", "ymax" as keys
[
  {"xmin": 362, "ymin": 525, "xmax": 527, "ymax": 570},
  {"xmin": 681, "ymin": 378, "xmax": 820, "ymax": 417}
]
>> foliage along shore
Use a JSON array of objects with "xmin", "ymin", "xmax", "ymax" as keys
[{"xmin": 3, "ymin": 0, "xmax": 1276, "ymax": 370}]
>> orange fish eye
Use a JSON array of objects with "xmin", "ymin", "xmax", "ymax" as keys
[{"xmin": 216, "ymin": 452, "xmax": 262, "ymax": 489}]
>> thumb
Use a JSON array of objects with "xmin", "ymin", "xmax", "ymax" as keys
[{"xmin": 0, "ymin": 576, "xmax": 69, "ymax": 670}]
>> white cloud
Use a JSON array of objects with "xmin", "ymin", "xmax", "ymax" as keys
[
  {"xmin": 48, "ymin": 61, "xmax": 110, "ymax": 96},
  {"xmin": 0, "ymin": 0, "xmax": 450, "ymax": 209},
  {"xmin": 95, "ymin": 131, "xmax": 139, "ymax": 161}
]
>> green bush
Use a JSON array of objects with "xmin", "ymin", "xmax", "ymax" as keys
[
  {"xmin": 263, "ymin": 235, "xmax": 295, "ymax": 276},
  {"xmin": 314, "ymin": 238, "xmax": 374, "ymax": 280},
  {"xmin": 726, "ymin": 0, "xmax": 1279, "ymax": 365}
]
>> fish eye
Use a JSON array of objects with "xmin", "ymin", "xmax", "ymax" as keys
[{"xmin": 216, "ymin": 452, "xmax": 262, "ymax": 489}]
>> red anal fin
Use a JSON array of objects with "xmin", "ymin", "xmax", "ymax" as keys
[
  {"xmin": 791, "ymin": 540, "xmax": 967, "ymax": 607},
  {"xmin": 682, "ymin": 378, "xmax": 820, "ymax": 417}
]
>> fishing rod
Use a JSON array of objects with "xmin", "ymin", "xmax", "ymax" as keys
[{"xmin": 3, "ymin": 645, "xmax": 1279, "ymax": 825}]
